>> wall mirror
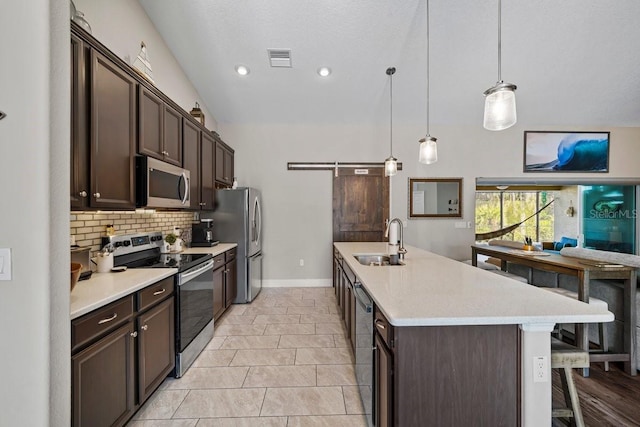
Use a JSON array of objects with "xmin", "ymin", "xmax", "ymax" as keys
[{"xmin": 409, "ymin": 178, "xmax": 463, "ymax": 218}]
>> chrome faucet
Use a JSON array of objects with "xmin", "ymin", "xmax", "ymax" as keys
[{"xmin": 385, "ymin": 218, "xmax": 407, "ymax": 259}]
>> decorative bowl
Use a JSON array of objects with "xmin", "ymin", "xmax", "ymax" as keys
[{"xmin": 71, "ymin": 262, "xmax": 82, "ymax": 291}]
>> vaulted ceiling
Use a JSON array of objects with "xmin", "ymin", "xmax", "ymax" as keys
[{"xmin": 139, "ymin": 0, "xmax": 640, "ymax": 128}]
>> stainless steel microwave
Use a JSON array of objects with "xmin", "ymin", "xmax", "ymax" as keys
[{"xmin": 136, "ymin": 156, "xmax": 190, "ymax": 208}]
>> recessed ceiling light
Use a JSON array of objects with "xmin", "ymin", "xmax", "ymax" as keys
[
  {"xmin": 235, "ymin": 65, "xmax": 249, "ymax": 76},
  {"xmin": 317, "ymin": 67, "xmax": 331, "ymax": 77}
]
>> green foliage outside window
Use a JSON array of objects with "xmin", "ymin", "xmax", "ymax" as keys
[{"xmin": 475, "ymin": 191, "xmax": 555, "ymax": 243}]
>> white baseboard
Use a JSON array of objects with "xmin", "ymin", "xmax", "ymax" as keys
[{"xmin": 262, "ymin": 279, "xmax": 332, "ymax": 288}]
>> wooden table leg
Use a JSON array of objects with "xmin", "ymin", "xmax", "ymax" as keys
[
  {"xmin": 623, "ymin": 271, "xmax": 637, "ymax": 376},
  {"xmin": 575, "ymin": 270, "xmax": 590, "ymax": 377},
  {"xmin": 471, "ymin": 247, "xmax": 478, "ymax": 267}
]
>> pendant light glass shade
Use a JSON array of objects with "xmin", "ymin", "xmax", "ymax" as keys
[
  {"xmin": 418, "ymin": 136, "xmax": 437, "ymax": 165},
  {"xmin": 384, "ymin": 156, "xmax": 398, "ymax": 176},
  {"xmin": 385, "ymin": 67, "xmax": 398, "ymax": 176},
  {"xmin": 419, "ymin": 0, "xmax": 438, "ymax": 164},
  {"xmin": 483, "ymin": 82, "xmax": 517, "ymax": 131},
  {"xmin": 483, "ymin": 0, "xmax": 517, "ymax": 131}
]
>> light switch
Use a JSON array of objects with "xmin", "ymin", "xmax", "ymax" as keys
[{"xmin": 0, "ymin": 248, "xmax": 11, "ymax": 280}]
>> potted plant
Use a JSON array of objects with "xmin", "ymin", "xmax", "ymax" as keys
[{"xmin": 164, "ymin": 233, "xmax": 177, "ymax": 252}]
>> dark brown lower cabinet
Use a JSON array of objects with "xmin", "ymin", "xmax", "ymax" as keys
[
  {"xmin": 213, "ymin": 265, "xmax": 225, "ymax": 321},
  {"xmin": 72, "ymin": 280, "xmax": 175, "ymax": 427},
  {"xmin": 214, "ymin": 249, "xmax": 238, "ymax": 320},
  {"xmin": 137, "ymin": 298, "xmax": 175, "ymax": 403},
  {"xmin": 349, "ymin": 283, "xmax": 356, "ymax": 351},
  {"xmin": 344, "ymin": 281, "xmax": 352, "ymax": 344},
  {"xmin": 225, "ymin": 257, "xmax": 238, "ymax": 307},
  {"xmin": 374, "ymin": 332, "xmax": 393, "ymax": 427},
  {"xmin": 373, "ymin": 307, "xmax": 520, "ymax": 426},
  {"xmin": 72, "ymin": 321, "xmax": 136, "ymax": 427}
]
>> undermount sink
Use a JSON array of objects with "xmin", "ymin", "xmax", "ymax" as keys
[{"xmin": 354, "ymin": 254, "xmax": 404, "ymax": 266}]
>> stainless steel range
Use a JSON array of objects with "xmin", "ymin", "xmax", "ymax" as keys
[{"xmin": 105, "ymin": 232, "xmax": 215, "ymax": 378}]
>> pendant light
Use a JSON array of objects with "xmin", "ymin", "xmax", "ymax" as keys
[
  {"xmin": 384, "ymin": 67, "xmax": 398, "ymax": 177},
  {"xmin": 418, "ymin": 0, "xmax": 438, "ymax": 165},
  {"xmin": 483, "ymin": 0, "xmax": 517, "ymax": 131}
]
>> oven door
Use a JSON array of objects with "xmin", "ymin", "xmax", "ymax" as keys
[{"xmin": 177, "ymin": 259, "xmax": 214, "ymax": 354}]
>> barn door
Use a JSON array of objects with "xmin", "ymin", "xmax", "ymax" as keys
[{"xmin": 333, "ymin": 167, "xmax": 389, "ymax": 242}]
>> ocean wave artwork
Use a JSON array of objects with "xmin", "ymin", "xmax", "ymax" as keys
[{"xmin": 524, "ymin": 132, "xmax": 609, "ymax": 172}]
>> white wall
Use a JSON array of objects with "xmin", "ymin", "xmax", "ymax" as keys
[
  {"xmin": 222, "ymin": 122, "xmax": 640, "ymax": 282},
  {"xmin": 0, "ymin": 0, "xmax": 69, "ymax": 425},
  {"xmin": 74, "ymin": 0, "xmax": 216, "ymax": 129},
  {"xmin": 554, "ymin": 186, "xmax": 579, "ymax": 241}
]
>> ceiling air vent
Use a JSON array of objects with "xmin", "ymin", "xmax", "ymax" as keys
[{"xmin": 267, "ymin": 49, "xmax": 292, "ymax": 68}]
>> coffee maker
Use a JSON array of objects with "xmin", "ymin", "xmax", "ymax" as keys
[{"xmin": 191, "ymin": 219, "xmax": 219, "ymax": 247}]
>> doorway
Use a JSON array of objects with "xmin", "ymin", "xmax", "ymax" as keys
[{"xmin": 333, "ymin": 167, "xmax": 389, "ymax": 242}]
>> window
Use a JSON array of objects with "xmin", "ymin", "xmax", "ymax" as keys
[{"xmin": 475, "ymin": 191, "xmax": 555, "ymax": 243}]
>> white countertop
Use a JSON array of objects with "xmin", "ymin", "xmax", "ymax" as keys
[
  {"xmin": 182, "ymin": 243, "xmax": 237, "ymax": 256},
  {"xmin": 334, "ymin": 242, "xmax": 614, "ymax": 327},
  {"xmin": 70, "ymin": 243, "xmax": 238, "ymax": 320}
]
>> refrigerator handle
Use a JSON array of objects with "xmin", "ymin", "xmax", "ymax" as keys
[{"xmin": 255, "ymin": 197, "xmax": 262, "ymax": 247}]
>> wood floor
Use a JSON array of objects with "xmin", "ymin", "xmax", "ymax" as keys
[{"xmin": 552, "ymin": 363, "xmax": 640, "ymax": 426}]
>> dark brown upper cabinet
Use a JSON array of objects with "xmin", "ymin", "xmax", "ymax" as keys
[
  {"xmin": 71, "ymin": 21, "xmax": 234, "ymax": 211},
  {"xmin": 138, "ymin": 86, "xmax": 183, "ymax": 167},
  {"xmin": 215, "ymin": 137, "xmax": 234, "ymax": 187},
  {"xmin": 89, "ymin": 49, "xmax": 137, "ymax": 209},
  {"xmin": 182, "ymin": 118, "xmax": 202, "ymax": 210},
  {"xmin": 70, "ymin": 33, "xmax": 89, "ymax": 209},
  {"xmin": 200, "ymin": 132, "xmax": 216, "ymax": 210}
]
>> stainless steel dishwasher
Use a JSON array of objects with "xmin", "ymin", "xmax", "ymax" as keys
[{"xmin": 354, "ymin": 284, "xmax": 374, "ymax": 427}]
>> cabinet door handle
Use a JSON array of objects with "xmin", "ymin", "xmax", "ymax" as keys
[
  {"xmin": 152, "ymin": 288, "xmax": 166, "ymax": 296},
  {"xmin": 98, "ymin": 313, "xmax": 117, "ymax": 325},
  {"xmin": 141, "ymin": 324, "xmax": 148, "ymax": 331},
  {"xmin": 93, "ymin": 192, "xmax": 101, "ymax": 199},
  {"xmin": 130, "ymin": 331, "xmax": 138, "ymax": 338},
  {"xmin": 374, "ymin": 319, "xmax": 386, "ymax": 330},
  {"xmin": 79, "ymin": 191, "xmax": 87, "ymax": 197}
]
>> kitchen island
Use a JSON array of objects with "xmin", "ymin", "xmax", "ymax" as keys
[{"xmin": 334, "ymin": 242, "xmax": 613, "ymax": 427}]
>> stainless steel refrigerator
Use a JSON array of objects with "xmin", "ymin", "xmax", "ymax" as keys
[{"xmin": 208, "ymin": 188, "xmax": 263, "ymax": 303}]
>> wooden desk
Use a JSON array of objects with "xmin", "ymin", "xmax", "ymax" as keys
[{"xmin": 472, "ymin": 244, "xmax": 637, "ymax": 376}]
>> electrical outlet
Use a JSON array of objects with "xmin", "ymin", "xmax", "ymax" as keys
[
  {"xmin": 533, "ymin": 356, "xmax": 548, "ymax": 383},
  {"xmin": 299, "ymin": 259, "xmax": 304, "ymax": 267}
]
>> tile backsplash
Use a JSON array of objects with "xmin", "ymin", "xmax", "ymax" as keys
[{"xmin": 71, "ymin": 211, "xmax": 196, "ymax": 254}]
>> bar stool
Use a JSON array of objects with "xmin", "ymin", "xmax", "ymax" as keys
[
  {"xmin": 542, "ymin": 287, "xmax": 609, "ymax": 371},
  {"xmin": 551, "ymin": 337, "xmax": 589, "ymax": 427}
]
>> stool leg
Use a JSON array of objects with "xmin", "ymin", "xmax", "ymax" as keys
[
  {"xmin": 599, "ymin": 322, "xmax": 609, "ymax": 371},
  {"xmin": 563, "ymin": 367, "xmax": 586, "ymax": 427}
]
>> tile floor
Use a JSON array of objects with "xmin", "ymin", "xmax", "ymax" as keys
[{"xmin": 127, "ymin": 287, "xmax": 367, "ymax": 427}]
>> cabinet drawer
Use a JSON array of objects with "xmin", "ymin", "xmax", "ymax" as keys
[
  {"xmin": 72, "ymin": 295, "xmax": 134, "ymax": 352},
  {"xmin": 374, "ymin": 306, "xmax": 394, "ymax": 350},
  {"xmin": 225, "ymin": 247, "xmax": 237, "ymax": 263},
  {"xmin": 213, "ymin": 254, "xmax": 225, "ymax": 270},
  {"xmin": 138, "ymin": 276, "xmax": 175, "ymax": 313}
]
